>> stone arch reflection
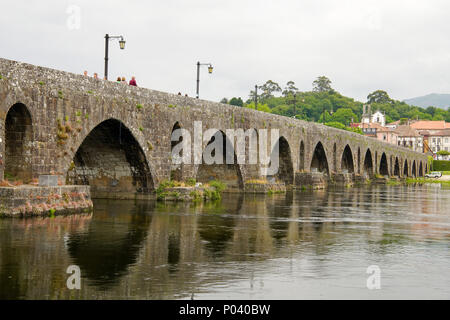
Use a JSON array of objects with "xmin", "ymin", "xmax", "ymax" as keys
[{"xmin": 67, "ymin": 200, "xmax": 154, "ymax": 287}]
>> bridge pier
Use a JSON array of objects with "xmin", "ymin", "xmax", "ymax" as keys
[
  {"xmin": 332, "ymin": 172, "xmax": 354, "ymax": 187},
  {"xmin": 294, "ymin": 171, "xmax": 329, "ymax": 190}
]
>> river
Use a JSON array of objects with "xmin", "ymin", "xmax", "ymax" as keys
[{"xmin": 0, "ymin": 184, "xmax": 449, "ymax": 299}]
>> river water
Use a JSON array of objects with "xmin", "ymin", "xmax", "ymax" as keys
[{"xmin": 0, "ymin": 184, "xmax": 449, "ymax": 300}]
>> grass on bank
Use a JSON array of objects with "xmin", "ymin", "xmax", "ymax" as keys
[{"xmin": 404, "ymin": 178, "xmax": 450, "ymax": 186}]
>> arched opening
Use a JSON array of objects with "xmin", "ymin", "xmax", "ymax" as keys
[
  {"xmin": 67, "ymin": 119, "xmax": 154, "ymax": 199},
  {"xmin": 299, "ymin": 141, "xmax": 305, "ymax": 171},
  {"xmin": 333, "ymin": 143, "xmax": 337, "ymax": 173},
  {"xmin": 363, "ymin": 149, "xmax": 374, "ymax": 178},
  {"xmin": 270, "ymin": 136, "xmax": 294, "ymax": 185},
  {"xmin": 4, "ymin": 103, "xmax": 33, "ymax": 182},
  {"xmin": 403, "ymin": 159, "xmax": 409, "ymax": 177},
  {"xmin": 425, "ymin": 163, "xmax": 428, "ymax": 174},
  {"xmin": 419, "ymin": 162, "xmax": 423, "ymax": 177},
  {"xmin": 310, "ymin": 142, "xmax": 329, "ymax": 174},
  {"xmin": 170, "ymin": 122, "xmax": 183, "ymax": 181},
  {"xmin": 341, "ymin": 145, "xmax": 354, "ymax": 173},
  {"xmin": 412, "ymin": 160, "xmax": 417, "ymax": 177},
  {"xmin": 394, "ymin": 157, "xmax": 400, "ymax": 176},
  {"xmin": 379, "ymin": 153, "xmax": 389, "ymax": 176},
  {"xmin": 357, "ymin": 147, "xmax": 361, "ymax": 174},
  {"xmin": 196, "ymin": 130, "xmax": 244, "ymax": 191}
]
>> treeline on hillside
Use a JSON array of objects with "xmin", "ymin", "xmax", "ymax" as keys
[{"xmin": 220, "ymin": 77, "xmax": 450, "ymax": 127}]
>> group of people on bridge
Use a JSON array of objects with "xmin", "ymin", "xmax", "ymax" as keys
[{"xmin": 83, "ymin": 70, "xmax": 137, "ymax": 87}]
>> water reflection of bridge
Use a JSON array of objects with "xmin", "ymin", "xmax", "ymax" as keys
[{"xmin": 0, "ymin": 186, "xmax": 448, "ymax": 299}]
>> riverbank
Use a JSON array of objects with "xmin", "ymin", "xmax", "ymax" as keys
[{"xmin": 0, "ymin": 185, "xmax": 93, "ymax": 217}]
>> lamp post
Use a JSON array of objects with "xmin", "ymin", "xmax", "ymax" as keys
[
  {"xmin": 104, "ymin": 34, "xmax": 126, "ymax": 80},
  {"xmin": 196, "ymin": 61, "xmax": 213, "ymax": 99},
  {"xmin": 291, "ymin": 93, "xmax": 297, "ymax": 116}
]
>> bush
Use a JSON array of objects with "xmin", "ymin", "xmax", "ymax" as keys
[
  {"xmin": 186, "ymin": 178, "xmax": 196, "ymax": 186},
  {"xmin": 437, "ymin": 150, "xmax": 450, "ymax": 156},
  {"xmin": 432, "ymin": 160, "xmax": 450, "ymax": 171}
]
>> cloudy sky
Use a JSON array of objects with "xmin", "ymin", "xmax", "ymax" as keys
[{"xmin": 1, "ymin": 0, "xmax": 449, "ymax": 103}]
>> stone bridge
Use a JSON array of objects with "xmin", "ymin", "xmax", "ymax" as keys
[{"xmin": 0, "ymin": 58, "xmax": 428, "ymax": 199}]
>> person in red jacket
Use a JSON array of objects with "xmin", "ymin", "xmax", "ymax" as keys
[{"xmin": 129, "ymin": 76, "xmax": 137, "ymax": 86}]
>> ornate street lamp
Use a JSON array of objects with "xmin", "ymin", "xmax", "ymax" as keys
[
  {"xmin": 196, "ymin": 61, "xmax": 213, "ymax": 99},
  {"xmin": 104, "ymin": 34, "xmax": 126, "ymax": 80}
]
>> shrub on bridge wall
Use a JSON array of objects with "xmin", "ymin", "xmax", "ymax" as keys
[{"xmin": 432, "ymin": 160, "xmax": 450, "ymax": 171}]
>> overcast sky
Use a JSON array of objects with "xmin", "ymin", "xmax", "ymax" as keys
[{"xmin": 1, "ymin": 0, "xmax": 449, "ymax": 103}]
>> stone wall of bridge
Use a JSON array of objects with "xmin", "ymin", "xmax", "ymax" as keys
[{"xmin": 0, "ymin": 58, "xmax": 428, "ymax": 198}]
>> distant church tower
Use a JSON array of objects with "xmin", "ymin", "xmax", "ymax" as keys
[{"xmin": 361, "ymin": 104, "xmax": 385, "ymax": 126}]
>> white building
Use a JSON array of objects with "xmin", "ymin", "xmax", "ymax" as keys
[
  {"xmin": 428, "ymin": 129, "xmax": 450, "ymax": 158},
  {"xmin": 361, "ymin": 104, "xmax": 386, "ymax": 127}
]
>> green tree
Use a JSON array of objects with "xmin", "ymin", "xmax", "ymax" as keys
[
  {"xmin": 437, "ymin": 150, "xmax": 450, "ymax": 156},
  {"xmin": 330, "ymin": 108, "xmax": 358, "ymax": 125},
  {"xmin": 367, "ymin": 90, "xmax": 392, "ymax": 104},
  {"xmin": 220, "ymin": 98, "xmax": 228, "ymax": 104},
  {"xmin": 312, "ymin": 76, "xmax": 332, "ymax": 92},
  {"xmin": 229, "ymin": 97, "xmax": 244, "ymax": 107},
  {"xmin": 282, "ymin": 81, "xmax": 298, "ymax": 97},
  {"xmin": 258, "ymin": 80, "xmax": 282, "ymax": 100},
  {"xmin": 244, "ymin": 102, "xmax": 271, "ymax": 113}
]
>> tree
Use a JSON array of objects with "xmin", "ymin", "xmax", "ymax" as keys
[
  {"xmin": 367, "ymin": 90, "xmax": 392, "ymax": 104},
  {"xmin": 330, "ymin": 108, "xmax": 358, "ymax": 126},
  {"xmin": 258, "ymin": 80, "xmax": 281, "ymax": 100},
  {"xmin": 244, "ymin": 102, "xmax": 271, "ymax": 113},
  {"xmin": 313, "ymin": 76, "xmax": 332, "ymax": 92},
  {"xmin": 282, "ymin": 81, "xmax": 298, "ymax": 97},
  {"xmin": 319, "ymin": 110, "xmax": 331, "ymax": 123},
  {"xmin": 437, "ymin": 150, "xmax": 450, "ymax": 156},
  {"xmin": 229, "ymin": 97, "xmax": 244, "ymax": 107},
  {"xmin": 220, "ymin": 98, "xmax": 228, "ymax": 104}
]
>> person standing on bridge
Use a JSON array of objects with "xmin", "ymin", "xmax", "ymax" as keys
[{"xmin": 129, "ymin": 76, "xmax": 137, "ymax": 86}]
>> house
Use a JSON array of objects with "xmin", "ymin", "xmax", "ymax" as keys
[
  {"xmin": 427, "ymin": 129, "xmax": 450, "ymax": 158},
  {"xmin": 410, "ymin": 120, "xmax": 449, "ymax": 135},
  {"xmin": 359, "ymin": 122, "xmax": 398, "ymax": 145},
  {"xmin": 394, "ymin": 125, "xmax": 423, "ymax": 152}
]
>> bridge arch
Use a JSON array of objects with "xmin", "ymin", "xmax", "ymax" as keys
[
  {"xmin": 310, "ymin": 141, "xmax": 329, "ymax": 174},
  {"xmin": 363, "ymin": 148, "xmax": 374, "ymax": 178},
  {"xmin": 4, "ymin": 102, "xmax": 33, "ymax": 182},
  {"xmin": 379, "ymin": 153, "xmax": 389, "ymax": 176},
  {"xmin": 394, "ymin": 157, "xmax": 400, "ymax": 177},
  {"xmin": 341, "ymin": 144, "xmax": 355, "ymax": 173},
  {"xmin": 196, "ymin": 130, "xmax": 244, "ymax": 191},
  {"xmin": 270, "ymin": 136, "xmax": 294, "ymax": 185},
  {"xmin": 66, "ymin": 118, "xmax": 154, "ymax": 198},
  {"xmin": 403, "ymin": 159, "xmax": 409, "ymax": 177},
  {"xmin": 170, "ymin": 121, "xmax": 183, "ymax": 181},
  {"xmin": 419, "ymin": 161, "xmax": 423, "ymax": 177},
  {"xmin": 412, "ymin": 160, "xmax": 417, "ymax": 177}
]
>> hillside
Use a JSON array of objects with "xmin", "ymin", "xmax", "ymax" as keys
[{"xmin": 403, "ymin": 93, "xmax": 450, "ymax": 110}]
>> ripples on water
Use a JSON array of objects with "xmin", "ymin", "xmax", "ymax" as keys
[{"xmin": 0, "ymin": 185, "xmax": 449, "ymax": 299}]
